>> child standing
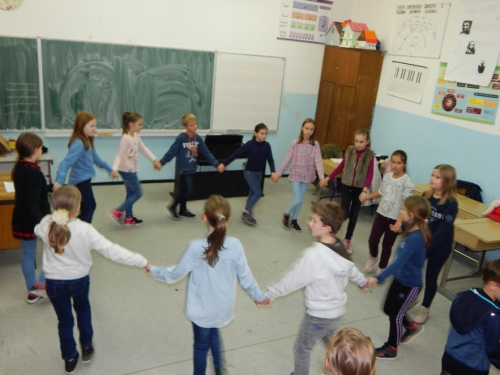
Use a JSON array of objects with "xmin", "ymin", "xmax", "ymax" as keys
[
  {"xmin": 274, "ymin": 118, "xmax": 323, "ymax": 232},
  {"xmin": 324, "ymin": 327, "xmax": 376, "ymax": 375},
  {"xmin": 145, "ymin": 195, "xmax": 266, "ymax": 375},
  {"xmin": 54, "ymin": 111, "xmax": 118, "ymax": 223},
  {"xmin": 320, "ymin": 129, "xmax": 375, "ymax": 254},
  {"xmin": 360, "ymin": 150, "xmax": 414, "ymax": 274},
  {"xmin": 413, "ymin": 164, "xmax": 458, "ymax": 324},
  {"xmin": 11, "ymin": 133, "xmax": 51, "ymax": 303},
  {"xmin": 441, "ymin": 260, "xmax": 500, "ymax": 375},
  {"xmin": 264, "ymin": 202, "xmax": 368, "ymax": 375},
  {"xmin": 159, "ymin": 114, "xmax": 220, "ymax": 220},
  {"xmin": 35, "ymin": 186, "xmax": 148, "ymax": 375},
  {"xmin": 363, "ymin": 196, "xmax": 432, "ymax": 360},
  {"xmin": 218, "ymin": 123, "xmax": 278, "ymax": 226},
  {"xmin": 109, "ymin": 112, "xmax": 161, "ymax": 226}
]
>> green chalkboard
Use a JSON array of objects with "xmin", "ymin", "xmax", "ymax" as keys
[
  {"xmin": 0, "ymin": 37, "xmax": 41, "ymax": 130},
  {"xmin": 41, "ymin": 40, "xmax": 214, "ymax": 130}
]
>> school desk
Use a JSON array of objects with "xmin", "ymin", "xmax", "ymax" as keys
[
  {"xmin": 0, "ymin": 151, "xmax": 53, "ymax": 184},
  {"xmin": 0, "ymin": 173, "xmax": 20, "ymax": 250}
]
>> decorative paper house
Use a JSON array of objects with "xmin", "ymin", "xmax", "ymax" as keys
[
  {"xmin": 340, "ymin": 21, "xmax": 368, "ymax": 48},
  {"xmin": 325, "ymin": 21, "xmax": 343, "ymax": 46},
  {"xmin": 356, "ymin": 30, "xmax": 378, "ymax": 49}
]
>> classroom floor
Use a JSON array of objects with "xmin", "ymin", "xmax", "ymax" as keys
[{"xmin": 0, "ymin": 178, "xmax": 490, "ymax": 375}]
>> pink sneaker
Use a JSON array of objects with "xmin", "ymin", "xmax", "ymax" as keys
[
  {"xmin": 109, "ymin": 209, "xmax": 124, "ymax": 225},
  {"xmin": 344, "ymin": 239, "xmax": 353, "ymax": 255}
]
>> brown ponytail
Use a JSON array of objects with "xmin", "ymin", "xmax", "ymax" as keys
[
  {"xmin": 401, "ymin": 196, "xmax": 432, "ymax": 248},
  {"xmin": 48, "ymin": 186, "xmax": 81, "ymax": 255},
  {"xmin": 203, "ymin": 195, "xmax": 231, "ymax": 267}
]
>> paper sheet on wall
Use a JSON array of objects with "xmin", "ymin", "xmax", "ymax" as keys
[
  {"xmin": 3, "ymin": 181, "xmax": 15, "ymax": 193},
  {"xmin": 431, "ymin": 62, "xmax": 500, "ymax": 125},
  {"xmin": 277, "ymin": 0, "xmax": 333, "ymax": 44},
  {"xmin": 387, "ymin": 61, "xmax": 429, "ymax": 103},
  {"xmin": 388, "ymin": 3, "xmax": 450, "ymax": 58},
  {"xmin": 444, "ymin": 0, "xmax": 500, "ymax": 86}
]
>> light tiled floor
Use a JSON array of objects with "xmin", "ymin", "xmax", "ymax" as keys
[{"xmin": 0, "ymin": 179, "xmax": 491, "ymax": 374}]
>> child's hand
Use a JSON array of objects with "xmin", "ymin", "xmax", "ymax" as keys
[
  {"xmin": 359, "ymin": 194, "xmax": 367, "ymax": 203},
  {"xmin": 153, "ymin": 160, "xmax": 162, "ymax": 170},
  {"xmin": 363, "ymin": 277, "xmax": 378, "ymax": 290},
  {"xmin": 110, "ymin": 170, "xmax": 119, "ymax": 179},
  {"xmin": 53, "ymin": 182, "xmax": 62, "ymax": 192},
  {"xmin": 256, "ymin": 297, "xmax": 272, "ymax": 306},
  {"xmin": 144, "ymin": 262, "xmax": 153, "ymax": 273},
  {"xmin": 217, "ymin": 164, "xmax": 226, "ymax": 173},
  {"xmin": 389, "ymin": 223, "xmax": 402, "ymax": 233},
  {"xmin": 270, "ymin": 172, "xmax": 279, "ymax": 182},
  {"xmin": 319, "ymin": 177, "xmax": 329, "ymax": 188}
]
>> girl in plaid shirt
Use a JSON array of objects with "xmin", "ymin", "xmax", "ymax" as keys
[{"xmin": 274, "ymin": 118, "xmax": 323, "ymax": 231}]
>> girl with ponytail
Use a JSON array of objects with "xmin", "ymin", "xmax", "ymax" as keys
[{"xmin": 145, "ymin": 194, "xmax": 267, "ymax": 375}]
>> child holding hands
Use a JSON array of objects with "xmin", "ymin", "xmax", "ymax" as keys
[
  {"xmin": 264, "ymin": 202, "xmax": 368, "ymax": 375},
  {"xmin": 109, "ymin": 111, "xmax": 161, "ymax": 226},
  {"xmin": 145, "ymin": 195, "xmax": 266, "ymax": 375},
  {"xmin": 364, "ymin": 196, "xmax": 432, "ymax": 360}
]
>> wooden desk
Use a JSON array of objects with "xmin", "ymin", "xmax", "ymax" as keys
[
  {"xmin": 0, "ymin": 173, "xmax": 20, "ymax": 250},
  {"xmin": 0, "ymin": 151, "xmax": 53, "ymax": 183},
  {"xmin": 316, "ymin": 159, "xmax": 341, "ymax": 202},
  {"xmin": 439, "ymin": 217, "xmax": 500, "ymax": 300}
]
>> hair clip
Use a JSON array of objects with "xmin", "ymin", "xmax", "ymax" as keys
[
  {"xmin": 218, "ymin": 214, "xmax": 226, "ymax": 220},
  {"xmin": 424, "ymin": 219, "xmax": 429, "ymax": 224}
]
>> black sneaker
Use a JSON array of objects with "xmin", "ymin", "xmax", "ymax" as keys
[
  {"xmin": 167, "ymin": 204, "xmax": 181, "ymax": 220},
  {"xmin": 124, "ymin": 216, "xmax": 143, "ymax": 226},
  {"xmin": 179, "ymin": 208, "xmax": 196, "ymax": 218},
  {"xmin": 282, "ymin": 213, "xmax": 290, "ymax": 229},
  {"xmin": 375, "ymin": 343, "xmax": 397, "ymax": 360},
  {"xmin": 290, "ymin": 220, "xmax": 302, "ymax": 232},
  {"xmin": 82, "ymin": 345, "xmax": 95, "ymax": 363},
  {"xmin": 64, "ymin": 352, "xmax": 79, "ymax": 374}
]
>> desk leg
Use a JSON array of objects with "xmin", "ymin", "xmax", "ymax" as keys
[{"xmin": 437, "ymin": 242, "xmax": 456, "ymax": 301}]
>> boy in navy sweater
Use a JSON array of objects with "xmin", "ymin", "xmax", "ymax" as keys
[
  {"xmin": 441, "ymin": 260, "xmax": 500, "ymax": 375},
  {"xmin": 159, "ymin": 114, "xmax": 219, "ymax": 219}
]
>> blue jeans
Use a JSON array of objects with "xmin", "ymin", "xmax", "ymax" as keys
[
  {"xmin": 46, "ymin": 276, "xmax": 93, "ymax": 360},
  {"xmin": 75, "ymin": 179, "xmax": 96, "ymax": 223},
  {"xmin": 286, "ymin": 181, "xmax": 308, "ymax": 220},
  {"xmin": 244, "ymin": 170, "xmax": 263, "ymax": 213},
  {"xmin": 174, "ymin": 173, "xmax": 194, "ymax": 210},
  {"xmin": 118, "ymin": 172, "xmax": 143, "ymax": 218},
  {"xmin": 21, "ymin": 239, "xmax": 45, "ymax": 291},
  {"xmin": 192, "ymin": 322, "xmax": 224, "ymax": 375}
]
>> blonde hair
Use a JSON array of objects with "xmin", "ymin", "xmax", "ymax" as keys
[
  {"xmin": 353, "ymin": 128, "xmax": 371, "ymax": 145},
  {"xmin": 424, "ymin": 164, "xmax": 457, "ymax": 205},
  {"xmin": 203, "ymin": 195, "xmax": 231, "ymax": 267},
  {"xmin": 297, "ymin": 118, "xmax": 316, "ymax": 145},
  {"xmin": 181, "ymin": 113, "xmax": 196, "ymax": 126},
  {"xmin": 122, "ymin": 111, "xmax": 142, "ymax": 134},
  {"xmin": 401, "ymin": 196, "xmax": 432, "ymax": 248},
  {"xmin": 48, "ymin": 186, "xmax": 81, "ymax": 255},
  {"xmin": 69, "ymin": 111, "xmax": 95, "ymax": 151},
  {"xmin": 325, "ymin": 328, "xmax": 376, "ymax": 375},
  {"xmin": 11, "ymin": 132, "xmax": 43, "ymax": 180}
]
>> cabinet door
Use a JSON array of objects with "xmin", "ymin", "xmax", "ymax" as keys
[
  {"xmin": 350, "ymin": 77, "xmax": 379, "ymax": 133},
  {"xmin": 336, "ymin": 48, "xmax": 361, "ymax": 88},
  {"xmin": 315, "ymin": 80, "xmax": 335, "ymax": 146},
  {"xmin": 321, "ymin": 46, "xmax": 340, "ymax": 83},
  {"xmin": 327, "ymin": 84, "xmax": 356, "ymax": 149}
]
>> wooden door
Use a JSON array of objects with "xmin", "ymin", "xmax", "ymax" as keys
[
  {"xmin": 326, "ymin": 84, "xmax": 356, "ymax": 149},
  {"xmin": 315, "ymin": 80, "xmax": 335, "ymax": 145},
  {"xmin": 336, "ymin": 48, "xmax": 361, "ymax": 88},
  {"xmin": 321, "ymin": 46, "xmax": 340, "ymax": 83},
  {"xmin": 350, "ymin": 77, "xmax": 380, "ymax": 133}
]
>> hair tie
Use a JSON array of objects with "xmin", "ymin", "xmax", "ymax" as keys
[
  {"xmin": 52, "ymin": 209, "xmax": 69, "ymax": 225},
  {"xmin": 424, "ymin": 219, "xmax": 428, "ymax": 224},
  {"xmin": 218, "ymin": 214, "xmax": 226, "ymax": 220}
]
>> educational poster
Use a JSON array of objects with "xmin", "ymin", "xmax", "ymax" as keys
[
  {"xmin": 431, "ymin": 62, "xmax": 500, "ymax": 125},
  {"xmin": 388, "ymin": 3, "xmax": 450, "ymax": 58},
  {"xmin": 444, "ymin": 0, "xmax": 500, "ymax": 87},
  {"xmin": 387, "ymin": 61, "xmax": 429, "ymax": 103},
  {"xmin": 277, "ymin": 0, "xmax": 333, "ymax": 44}
]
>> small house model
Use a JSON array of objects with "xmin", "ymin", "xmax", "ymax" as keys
[
  {"xmin": 340, "ymin": 21, "xmax": 368, "ymax": 48},
  {"xmin": 325, "ymin": 21, "xmax": 343, "ymax": 46},
  {"xmin": 356, "ymin": 30, "xmax": 378, "ymax": 49}
]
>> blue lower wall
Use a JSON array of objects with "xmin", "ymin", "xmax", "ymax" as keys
[{"xmin": 370, "ymin": 105, "xmax": 499, "ymax": 204}]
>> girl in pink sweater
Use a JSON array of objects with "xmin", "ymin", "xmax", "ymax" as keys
[{"xmin": 109, "ymin": 112, "xmax": 161, "ymax": 226}]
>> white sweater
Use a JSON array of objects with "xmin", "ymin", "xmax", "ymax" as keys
[
  {"xmin": 112, "ymin": 133, "xmax": 157, "ymax": 173},
  {"xmin": 266, "ymin": 242, "xmax": 367, "ymax": 319},
  {"xmin": 35, "ymin": 215, "xmax": 147, "ymax": 280}
]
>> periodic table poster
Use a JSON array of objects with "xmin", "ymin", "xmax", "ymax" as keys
[
  {"xmin": 277, "ymin": 0, "xmax": 333, "ymax": 44},
  {"xmin": 431, "ymin": 62, "xmax": 500, "ymax": 125}
]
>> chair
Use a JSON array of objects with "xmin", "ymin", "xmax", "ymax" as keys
[{"xmin": 317, "ymin": 144, "xmax": 343, "ymax": 201}]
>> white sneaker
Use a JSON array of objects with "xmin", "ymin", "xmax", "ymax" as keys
[
  {"xmin": 413, "ymin": 306, "xmax": 430, "ymax": 324},
  {"xmin": 364, "ymin": 256, "xmax": 378, "ymax": 272}
]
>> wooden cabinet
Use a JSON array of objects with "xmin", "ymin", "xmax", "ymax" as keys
[{"xmin": 315, "ymin": 46, "xmax": 384, "ymax": 149}]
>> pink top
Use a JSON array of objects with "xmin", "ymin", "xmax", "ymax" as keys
[
  {"xmin": 277, "ymin": 139, "xmax": 324, "ymax": 183},
  {"xmin": 113, "ymin": 133, "xmax": 157, "ymax": 173},
  {"xmin": 328, "ymin": 148, "xmax": 374, "ymax": 189}
]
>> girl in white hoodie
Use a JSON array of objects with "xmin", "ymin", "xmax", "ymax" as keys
[{"xmin": 264, "ymin": 202, "xmax": 368, "ymax": 375}]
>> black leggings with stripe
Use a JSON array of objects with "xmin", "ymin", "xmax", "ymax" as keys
[{"xmin": 383, "ymin": 278, "xmax": 421, "ymax": 347}]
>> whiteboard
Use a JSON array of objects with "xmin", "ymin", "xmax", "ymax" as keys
[{"xmin": 212, "ymin": 53, "xmax": 285, "ymax": 132}]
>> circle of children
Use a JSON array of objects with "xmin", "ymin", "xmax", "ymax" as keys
[{"xmin": 11, "ymin": 110, "xmax": 500, "ymax": 375}]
